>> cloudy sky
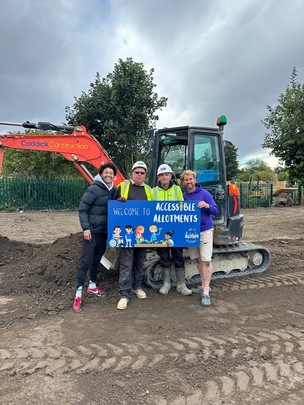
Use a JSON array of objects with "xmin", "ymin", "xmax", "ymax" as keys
[{"xmin": 1, "ymin": 0, "xmax": 304, "ymax": 167}]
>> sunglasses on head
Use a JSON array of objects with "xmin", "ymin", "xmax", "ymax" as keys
[{"xmin": 134, "ymin": 171, "xmax": 145, "ymax": 175}]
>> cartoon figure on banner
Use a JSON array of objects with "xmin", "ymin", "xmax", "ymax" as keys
[
  {"xmin": 135, "ymin": 225, "xmax": 145, "ymax": 244},
  {"xmin": 149, "ymin": 225, "xmax": 162, "ymax": 243},
  {"xmin": 164, "ymin": 230, "xmax": 175, "ymax": 247},
  {"xmin": 124, "ymin": 225, "xmax": 134, "ymax": 247},
  {"xmin": 112, "ymin": 225, "xmax": 124, "ymax": 247}
]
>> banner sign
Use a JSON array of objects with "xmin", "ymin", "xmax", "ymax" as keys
[{"xmin": 108, "ymin": 200, "xmax": 201, "ymax": 248}]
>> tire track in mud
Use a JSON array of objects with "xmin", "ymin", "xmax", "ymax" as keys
[
  {"xmin": 201, "ymin": 358, "xmax": 304, "ymax": 405},
  {"xmin": 147, "ymin": 362, "xmax": 304, "ymax": 405},
  {"xmin": 0, "ymin": 327, "xmax": 303, "ymax": 376},
  {"xmin": 1, "ymin": 271, "xmax": 304, "ymax": 404},
  {"xmin": 1, "ymin": 330, "xmax": 304, "ymax": 404},
  {"xmin": 215, "ymin": 270, "xmax": 304, "ymax": 292}
]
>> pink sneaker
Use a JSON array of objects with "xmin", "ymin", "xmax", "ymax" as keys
[
  {"xmin": 73, "ymin": 296, "xmax": 82, "ymax": 312},
  {"xmin": 87, "ymin": 286, "xmax": 106, "ymax": 297}
]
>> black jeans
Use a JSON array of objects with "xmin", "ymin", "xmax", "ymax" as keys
[
  {"xmin": 76, "ymin": 232, "xmax": 108, "ymax": 288},
  {"xmin": 156, "ymin": 247, "xmax": 184, "ymax": 269},
  {"xmin": 119, "ymin": 248, "xmax": 146, "ymax": 299}
]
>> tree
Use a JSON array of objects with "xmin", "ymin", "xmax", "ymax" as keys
[
  {"xmin": 236, "ymin": 159, "xmax": 276, "ymax": 182},
  {"xmin": 274, "ymin": 166, "xmax": 289, "ymax": 182},
  {"xmin": 65, "ymin": 58, "xmax": 167, "ymax": 176},
  {"xmin": 224, "ymin": 141, "xmax": 239, "ymax": 181},
  {"xmin": 262, "ymin": 67, "xmax": 304, "ymax": 185}
]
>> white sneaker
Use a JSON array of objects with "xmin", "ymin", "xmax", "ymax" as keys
[
  {"xmin": 117, "ymin": 297, "xmax": 129, "ymax": 310},
  {"xmin": 132, "ymin": 289, "xmax": 147, "ymax": 299}
]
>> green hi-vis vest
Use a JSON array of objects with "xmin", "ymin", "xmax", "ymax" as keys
[{"xmin": 152, "ymin": 184, "xmax": 184, "ymax": 201}]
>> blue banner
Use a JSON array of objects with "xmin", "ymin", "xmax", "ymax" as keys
[{"xmin": 108, "ymin": 200, "xmax": 201, "ymax": 248}]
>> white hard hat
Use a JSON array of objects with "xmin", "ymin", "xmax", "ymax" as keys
[
  {"xmin": 157, "ymin": 164, "xmax": 173, "ymax": 176},
  {"xmin": 131, "ymin": 161, "xmax": 147, "ymax": 171}
]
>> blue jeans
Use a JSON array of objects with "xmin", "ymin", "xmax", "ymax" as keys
[
  {"xmin": 119, "ymin": 248, "xmax": 146, "ymax": 298},
  {"xmin": 76, "ymin": 232, "xmax": 107, "ymax": 288}
]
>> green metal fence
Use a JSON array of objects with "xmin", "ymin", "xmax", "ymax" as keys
[
  {"xmin": 0, "ymin": 176, "xmax": 302, "ymax": 211},
  {"xmin": 0, "ymin": 177, "xmax": 88, "ymax": 210},
  {"xmin": 239, "ymin": 183, "xmax": 273, "ymax": 208},
  {"xmin": 239, "ymin": 183, "xmax": 303, "ymax": 208}
]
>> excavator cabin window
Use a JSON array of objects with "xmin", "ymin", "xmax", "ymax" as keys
[
  {"xmin": 192, "ymin": 133, "xmax": 221, "ymax": 187},
  {"xmin": 150, "ymin": 127, "xmax": 223, "ymax": 193},
  {"xmin": 157, "ymin": 130, "xmax": 188, "ymax": 185}
]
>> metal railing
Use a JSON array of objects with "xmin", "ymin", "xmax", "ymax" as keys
[
  {"xmin": 239, "ymin": 183, "xmax": 302, "ymax": 208},
  {"xmin": 0, "ymin": 176, "xmax": 302, "ymax": 211},
  {"xmin": 239, "ymin": 183, "xmax": 273, "ymax": 208},
  {"xmin": 0, "ymin": 177, "xmax": 87, "ymax": 210}
]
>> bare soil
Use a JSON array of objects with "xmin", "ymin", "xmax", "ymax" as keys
[{"xmin": 0, "ymin": 206, "xmax": 304, "ymax": 405}]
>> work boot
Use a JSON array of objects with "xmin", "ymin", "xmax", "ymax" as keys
[
  {"xmin": 159, "ymin": 268, "xmax": 171, "ymax": 294},
  {"xmin": 132, "ymin": 289, "xmax": 147, "ymax": 299},
  {"xmin": 117, "ymin": 297, "xmax": 129, "ymax": 310},
  {"xmin": 175, "ymin": 268, "xmax": 192, "ymax": 296}
]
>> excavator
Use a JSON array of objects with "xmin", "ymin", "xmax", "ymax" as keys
[
  {"xmin": 143, "ymin": 116, "xmax": 271, "ymax": 288},
  {"xmin": 0, "ymin": 118, "xmax": 271, "ymax": 288},
  {"xmin": 0, "ymin": 121, "xmax": 124, "ymax": 185}
]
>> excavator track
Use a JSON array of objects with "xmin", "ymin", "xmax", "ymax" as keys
[{"xmin": 143, "ymin": 242, "xmax": 271, "ymax": 289}]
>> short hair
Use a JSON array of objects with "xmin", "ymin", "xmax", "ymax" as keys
[
  {"xmin": 98, "ymin": 162, "xmax": 118, "ymax": 176},
  {"xmin": 181, "ymin": 170, "xmax": 196, "ymax": 181}
]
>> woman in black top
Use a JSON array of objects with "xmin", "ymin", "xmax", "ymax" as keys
[{"xmin": 73, "ymin": 162, "xmax": 117, "ymax": 312}]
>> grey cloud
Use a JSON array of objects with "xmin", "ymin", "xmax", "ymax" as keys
[{"xmin": 1, "ymin": 0, "xmax": 304, "ymax": 168}]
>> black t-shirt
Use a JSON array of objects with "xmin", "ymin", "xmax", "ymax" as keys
[{"xmin": 127, "ymin": 184, "xmax": 147, "ymax": 200}]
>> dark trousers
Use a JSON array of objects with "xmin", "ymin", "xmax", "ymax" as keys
[
  {"xmin": 156, "ymin": 247, "xmax": 184, "ymax": 269},
  {"xmin": 76, "ymin": 232, "xmax": 107, "ymax": 288},
  {"xmin": 119, "ymin": 248, "xmax": 146, "ymax": 298}
]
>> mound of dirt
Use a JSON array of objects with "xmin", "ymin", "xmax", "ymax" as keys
[{"xmin": 0, "ymin": 233, "xmax": 119, "ymax": 326}]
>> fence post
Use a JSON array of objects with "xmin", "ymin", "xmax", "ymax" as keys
[{"xmin": 298, "ymin": 184, "xmax": 303, "ymax": 205}]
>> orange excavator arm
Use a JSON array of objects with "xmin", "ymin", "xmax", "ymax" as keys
[{"xmin": 0, "ymin": 121, "xmax": 124, "ymax": 185}]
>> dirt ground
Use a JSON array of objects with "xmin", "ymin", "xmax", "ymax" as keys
[{"xmin": 0, "ymin": 206, "xmax": 304, "ymax": 405}]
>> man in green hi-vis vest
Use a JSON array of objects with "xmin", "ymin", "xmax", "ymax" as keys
[
  {"xmin": 115, "ymin": 161, "xmax": 153, "ymax": 310},
  {"xmin": 151, "ymin": 164, "xmax": 192, "ymax": 297}
]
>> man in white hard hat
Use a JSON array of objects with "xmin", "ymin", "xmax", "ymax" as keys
[
  {"xmin": 151, "ymin": 164, "xmax": 192, "ymax": 296},
  {"xmin": 115, "ymin": 161, "xmax": 153, "ymax": 310}
]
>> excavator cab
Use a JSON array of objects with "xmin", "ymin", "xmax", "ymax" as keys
[{"xmin": 147, "ymin": 118, "xmax": 243, "ymax": 246}]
